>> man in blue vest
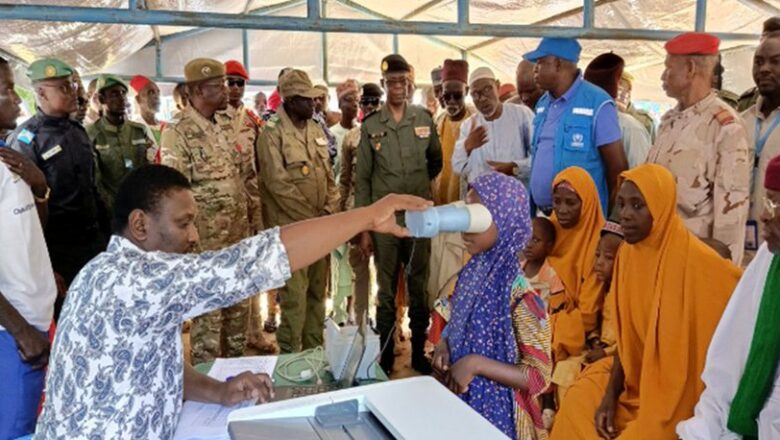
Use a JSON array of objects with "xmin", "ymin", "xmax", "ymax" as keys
[{"xmin": 525, "ymin": 38, "xmax": 628, "ymax": 215}]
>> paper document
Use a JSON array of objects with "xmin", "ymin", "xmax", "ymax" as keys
[
  {"xmin": 173, "ymin": 400, "xmax": 254, "ymax": 440},
  {"xmin": 173, "ymin": 356, "xmax": 279, "ymax": 440},
  {"xmin": 208, "ymin": 356, "xmax": 278, "ymax": 382}
]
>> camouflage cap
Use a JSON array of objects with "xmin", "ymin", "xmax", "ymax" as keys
[
  {"xmin": 96, "ymin": 74, "xmax": 129, "ymax": 93},
  {"xmin": 278, "ymin": 69, "xmax": 325, "ymax": 99},
  {"xmin": 184, "ymin": 58, "xmax": 225, "ymax": 83},
  {"xmin": 27, "ymin": 58, "xmax": 74, "ymax": 82}
]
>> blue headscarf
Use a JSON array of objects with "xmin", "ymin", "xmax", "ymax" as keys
[{"xmin": 447, "ymin": 173, "xmax": 532, "ymax": 438}]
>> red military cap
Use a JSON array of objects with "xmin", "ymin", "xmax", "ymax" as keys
[
  {"xmin": 665, "ymin": 32, "xmax": 720, "ymax": 55},
  {"xmin": 441, "ymin": 59, "xmax": 469, "ymax": 83},
  {"xmin": 766, "ymin": 154, "xmax": 780, "ymax": 192},
  {"xmin": 224, "ymin": 60, "xmax": 249, "ymax": 80},
  {"xmin": 498, "ymin": 83, "xmax": 516, "ymax": 100},
  {"xmin": 129, "ymin": 75, "xmax": 152, "ymax": 94}
]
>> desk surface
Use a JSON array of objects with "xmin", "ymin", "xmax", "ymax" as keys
[{"xmin": 195, "ymin": 353, "xmax": 388, "ymax": 387}]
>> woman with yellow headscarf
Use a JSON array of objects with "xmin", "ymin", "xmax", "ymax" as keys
[
  {"xmin": 546, "ymin": 167, "xmax": 606, "ymax": 399},
  {"xmin": 550, "ymin": 163, "xmax": 741, "ymax": 439}
]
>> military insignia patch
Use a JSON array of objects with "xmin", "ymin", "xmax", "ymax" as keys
[
  {"xmin": 381, "ymin": 61, "xmax": 389, "ymax": 72},
  {"xmin": 202, "ymin": 66, "xmax": 211, "ymax": 76},
  {"xmin": 44, "ymin": 65, "xmax": 57, "ymax": 78}
]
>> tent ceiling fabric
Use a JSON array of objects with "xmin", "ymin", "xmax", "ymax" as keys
[{"xmin": 0, "ymin": 0, "xmax": 774, "ymax": 101}]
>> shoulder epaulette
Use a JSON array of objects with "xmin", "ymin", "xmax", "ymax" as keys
[{"xmin": 714, "ymin": 108, "xmax": 736, "ymax": 126}]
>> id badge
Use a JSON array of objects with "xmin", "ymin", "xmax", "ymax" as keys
[{"xmin": 745, "ymin": 220, "xmax": 759, "ymax": 251}]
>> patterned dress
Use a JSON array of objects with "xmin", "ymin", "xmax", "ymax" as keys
[
  {"xmin": 511, "ymin": 276, "xmax": 553, "ymax": 440},
  {"xmin": 447, "ymin": 173, "xmax": 552, "ymax": 440}
]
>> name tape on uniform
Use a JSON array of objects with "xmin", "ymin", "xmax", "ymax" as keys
[
  {"xmin": 572, "ymin": 107, "xmax": 594, "ymax": 116},
  {"xmin": 41, "ymin": 145, "xmax": 63, "ymax": 161}
]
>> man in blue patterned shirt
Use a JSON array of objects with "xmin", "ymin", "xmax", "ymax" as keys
[{"xmin": 35, "ymin": 164, "xmax": 429, "ymax": 439}]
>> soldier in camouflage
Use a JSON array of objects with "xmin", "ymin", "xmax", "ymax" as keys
[
  {"xmin": 160, "ymin": 58, "xmax": 251, "ymax": 364},
  {"xmin": 256, "ymin": 69, "xmax": 340, "ymax": 353},
  {"xmin": 87, "ymin": 74, "xmax": 157, "ymax": 212},
  {"xmin": 647, "ymin": 32, "xmax": 751, "ymax": 265},
  {"xmin": 218, "ymin": 60, "xmax": 276, "ymax": 353}
]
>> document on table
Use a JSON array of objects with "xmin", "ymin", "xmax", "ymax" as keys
[
  {"xmin": 209, "ymin": 356, "xmax": 278, "ymax": 382},
  {"xmin": 173, "ymin": 356, "xmax": 279, "ymax": 440}
]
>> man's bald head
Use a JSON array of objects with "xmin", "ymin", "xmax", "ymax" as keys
[{"xmin": 515, "ymin": 60, "xmax": 543, "ymax": 109}]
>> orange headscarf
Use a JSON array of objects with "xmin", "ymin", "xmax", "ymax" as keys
[
  {"xmin": 611, "ymin": 164, "xmax": 741, "ymax": 439},
  {"xmin": 547, "ymin": 167, "xmax": 606, "ymax": 361}
]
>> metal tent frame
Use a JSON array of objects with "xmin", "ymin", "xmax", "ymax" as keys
[{"xmin": 0, "ymin": 0, "xmax": 772, "ymax": 86}]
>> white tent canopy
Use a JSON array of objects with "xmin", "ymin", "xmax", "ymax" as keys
[{"xmin": 0, "ymin": 0, "xmax": 775, "ymax": 104}]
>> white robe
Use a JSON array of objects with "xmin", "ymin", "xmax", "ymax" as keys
[{"xmin": 677, "ymin": 243, "xmax": 780, "ymax": 439}]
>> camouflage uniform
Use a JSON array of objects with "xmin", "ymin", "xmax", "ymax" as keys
[
  {"xmin": 338, "ymin": 126, "xmax": 371, "ymax": 326},
  {"xmin": 219, "ymin": 105, "xmax": 264, "ymax": 233},
  {"xmin": 257, "ymin": 105, "xmax": 340, "ymax": 353},
  {"xmin": 647, "ymin": 92, "xmax": 751, "ymax": 264},
  {"xmin": 218, "ymin": 104, "xmax": 269, "ymax": 348},
  {"xmin": 87, "ymin": 118, "xmax": 157, "ymax": 211},
  {"xmin": 741, "ymin": 95, "xmax": 780, "ymax": 254},
  {"xmin": 160, "ymin": 105, "xmax": 250, "ymax": 364}
]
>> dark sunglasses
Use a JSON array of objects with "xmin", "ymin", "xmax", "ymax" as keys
[
  {"xmin": 360, "ymin": 97, "xmax": 380, "ymax": 105},
  {"xmin": 227, "ymin": 78, "xmax": 246, "ymax": 87},
  {"xmin": 77, "ymin": 96, "xmax": 88, "ymax": 106},
  {"xmin": 442, "ymin": 91, "xmax": 464, "ymax": 102}
]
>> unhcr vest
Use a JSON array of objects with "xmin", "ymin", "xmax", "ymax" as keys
[{"xmin": 531, "ymin": 80, "xmax": 613, "ymax": 215}]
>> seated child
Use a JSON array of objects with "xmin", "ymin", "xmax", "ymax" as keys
[
  {"xmin": 522, "ymin": 217, "xmax": 565, "ymax": 312},
  {"xmin": 546, "ymin": 221, "xmax": 624, "ymax": 431},
  {"xmin": 583, "ymin": 221, "xmax": 624, "ymax": 365},
  {"xmin": 522, "ymin": 216, "xmax": 565, "ymax": 430},
  {"xmin": 432, "ymin": 173, "xmax": 552, "ymax": 440}
]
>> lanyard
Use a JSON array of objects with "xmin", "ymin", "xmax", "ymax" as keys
[{"xmin": 755, "ymin": 111, "xmax": 780, "ymax": 162}]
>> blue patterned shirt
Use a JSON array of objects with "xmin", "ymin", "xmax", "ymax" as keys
[{"xmin": 35, "ymin": 229, "xmax": 291, "ymax": 439}]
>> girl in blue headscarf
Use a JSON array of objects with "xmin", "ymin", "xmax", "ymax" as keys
[{"xmin": 432, "ymin": 173, "xmax": 552, "ymax": 440}]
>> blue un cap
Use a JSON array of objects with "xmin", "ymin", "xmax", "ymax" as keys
[{"xmin": 523, "ymin": 38, "xmax": 582, "ymax": 63}]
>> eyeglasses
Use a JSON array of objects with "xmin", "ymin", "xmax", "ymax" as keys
[
  {"xmin": 765, "ymin": 196, "xmax": 780, "ymax": 219},
  {"xmin": 360, "ymin": 97, "xmax": 380, "ymax": 105},
  {"xmin": 442, "ymin": 91, "xmax": 464, "ymax": 102},
  {"xmin": 227, "ymin": 78, "xmax": 246, "ymax": 88},
  {"xmin": 470, "ymin": 84, "xmax": 495, "ymax": 101},
  {"xmin": 40, "ymin": 81, "xmax": 78, "ymax": 96}
]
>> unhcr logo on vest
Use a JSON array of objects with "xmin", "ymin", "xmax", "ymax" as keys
[{"xmin": 571, "ymin": 133, "xmax": 585, "ymax": 148}]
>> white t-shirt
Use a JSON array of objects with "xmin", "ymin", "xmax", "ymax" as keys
[{"xmin": 0, "ymin": 161, "xmax": 56, "ymax": 332}]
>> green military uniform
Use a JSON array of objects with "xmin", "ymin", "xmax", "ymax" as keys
[
  {"xmin": 737, "ymin": 86, "xmax": 759, "ymax": 113},
  {"xmin": 160, "ymin": 58, "xmax": 251, "ymax": 365},
  {"xmin": 716, "ymin": 88, "xmax": 740, "ymax": 110},
  {"xmin": 625, "ymin": 102, "xmax": 656, "ymax": 142},
  {"xmin": 355, "ymin": 54, "xmax": 443, "ymax": 373},
  {"xmin": 256, "ymin": 69, "xmax": 339, "ymax": 353},
  {"xmin": 87, "ymin": 75, "xmax": 156, "ymax": 211}
]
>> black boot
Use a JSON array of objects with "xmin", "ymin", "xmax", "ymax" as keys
[
  {"xmin": 379, "ymin": 330, "xmax": 396, "ymax": 375},
  {"xmin": 411, "ymin": 332, "xmax": 432, "ymax": 375}
]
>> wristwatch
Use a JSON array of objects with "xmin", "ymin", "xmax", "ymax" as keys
[{"xmin": 33, "ymin": 185, "xmax": 51, "ymax": 203}]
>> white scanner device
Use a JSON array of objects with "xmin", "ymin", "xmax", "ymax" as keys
[{"xmin": 405, "ymin": 201, "xmax": 492, "ymax": 238}]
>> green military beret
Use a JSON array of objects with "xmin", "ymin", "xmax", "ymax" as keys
[
  {"xmin": 27, "ymin": 58, "xmax": 74, "ymax": 82},
  {"xmin": 96, "ymin": 74, "xmax": 128, "ymax": 93},
  {"xmin": 184, "ymin": 58, "xmax": 225, "ymax": 83},
  {"xmin": 381, "ymin": 54, "xmax": 410, "ymax": 74}
]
